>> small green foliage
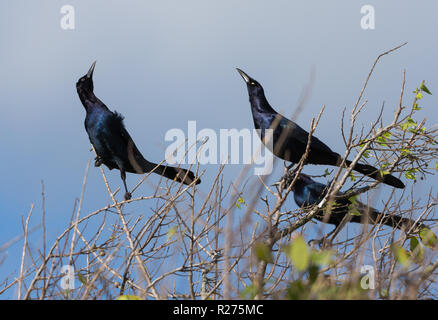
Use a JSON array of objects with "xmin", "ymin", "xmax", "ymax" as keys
[
  {"xmin": 400, "ymin": 149, "xmax": 411, "ymax": 157},
  {"xmin": 347, "ymin": 195, "xmax": 361, "ymax": 216},
  {"xmin": 254, "ymin": 242, "xmax": 273, "ymax": 263},
  {"xmin": 379, "ymin": 163, "xmax": 390, "ymax": 177},
  {"xmin": 409, "ymin": 126, "xmax": 426, "ymax": 134},
  {"xmin": 376, "ymin": 132, "xmax": 391, "ymax": 147},
  {"xmin": 348, "ymin": 195, "xmax": 357, "ymax": 204},
  {"xmin": 310, "ymin": 250, "xmax": 334, "ymax": 267},
  {"xmin": 167, "ymin": 226, "xmax": 177, "ymax": 240},
  {"xmin": 286, "ymin": 280, "xmax": 307, "ymax": 299},
  {"xmin": 240, "ymin": 283, "xmax": 258, "ymax": 299},
  {"xmin": 77, "ymin": 272, "xmax": 87, "ymax": 285},
  {"xmin": 348, "ymin": 204, "xmax": 362, "ymax": 216},
  {"xmin": 391, "ymin": 244, "xmax": 411, "ymax": 268},
  {"xmin": 235, "ymin": 196, "xmax": 245, "ymax": 209},
  {"xmin": 420, "ymin": 81, "xmax": 432, "ymax": 95},
  {"xmin": 419, "ymin": 228, "xmax": 438, "ymax": 249},
  {"xmin": 410, "ymin": 81, "xmax": 431, "ymax": 113},
  {"xmin": 349, "ymin": 172, "xmax": 356, "ymax": 182},
  {"xmin": 359, "ymin": 142, "xmax": 371, "ymax": 158},
  {"xmin": 401, "ymin": 117, "xmax": 417, "ymax": 131},
  {"xmin": 435, "ymin": 161, "xmax": 438, "ymax": 171},
  {"xmin": 328, "ymin": 200, "xmax": 341, "ymax": 208},
  {"xmin": 286, "ymin": 236, "xmax": 310, "ymax": 272},
  {"xmin": 409, "ymin": 237, "xmax": 424, "ymax": 263},
  {"xmin": 404, "ymin": 168, "xmax": 418, "ymax": 180},
  {"xmin": 376, "ymin": 137, "xmax": 387, "ymax": 146}
]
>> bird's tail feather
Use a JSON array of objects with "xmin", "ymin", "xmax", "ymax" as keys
[
  {"xmin": 350, "ymin": 209, "xmax": 422, "ymax": 232},
  {"xmin": 345, "ymin": 160, "xmax": 405, "ymax": 189},
  {"xmin": 136, "ymin": 159, "xmax": 200, "ymax": 185},
  {"xmin": 150, "ymin": 163, "xmax": 201, "ymax": 185},
  {"xmin": 127, "ymin": 149, "xmax": 201, "ymax": 185}
]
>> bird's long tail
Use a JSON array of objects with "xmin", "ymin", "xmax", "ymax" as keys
[
  {"xmin": 349, "ymin": 208, "xmax": 422, "ymax": 232},
  {"xmin": 149, "ymin": 163, "xmax": 200, "ymax": 185},
  {"xmin": 345, "ymin": 160, "xmax": 405, "ymax": 189},
  {"xmin": 132, "ymin": 156, "xmax": 200, "ymax": 185}
]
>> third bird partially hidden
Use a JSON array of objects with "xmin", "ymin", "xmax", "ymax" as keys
[{"xmin": 76, "ymin": 61, "xmax": 201, "ymax": 200}]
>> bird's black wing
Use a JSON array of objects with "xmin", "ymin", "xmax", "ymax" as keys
[
  {"xmin": 276, "ymin": 116, "xmax": 340, "ymax": 164},
  {"xmin": 100, "ymin": 111, "xmax": 152, "ymax": 173}
]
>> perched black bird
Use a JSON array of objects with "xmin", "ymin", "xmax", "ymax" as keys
[
  {"xmin": 76, "ymin": 62, "xmax": 200, "ymax": 200},
  {"xmin": 290, "ymin": 173, "xmax": 419, "ymax": 232},
  {"xmin": 236, "ymin": 68, "xmax": 404, "ymax": 189}
]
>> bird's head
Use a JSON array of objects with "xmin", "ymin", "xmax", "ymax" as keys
[
  {"xmin": 76, "ymin": 61, "xmax": 96, "ymax": 92},
  {"xmin": 236, "ymin": 68, "xmax": 265, "ymax": 97},
  {"xmin": 286, "ymin": 173, "xmax": 314, "ymax": 191}
]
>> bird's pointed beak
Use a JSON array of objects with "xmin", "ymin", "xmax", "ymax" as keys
[
  {"xmin": 236, "ymin": 68, "xmax": 251, "ymax": 83},
  {"xmin": 86, "ymin": 61, "xmax": 97, "ymax": 79}
]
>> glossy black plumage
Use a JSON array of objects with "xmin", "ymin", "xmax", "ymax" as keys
[
  {"xmin": 290, "ymin": 174, "xmax": 418, "ymax": 230},
  {"xmin": 76, "ymin": 62, "xmax": 200, "ymax": 200},
  {"xmin": 236, "ymin": 68, "xmax": 404, "ymax": 189}
]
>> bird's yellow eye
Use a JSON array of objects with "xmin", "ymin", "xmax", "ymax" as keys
[{"xmin": 250, "ymin": 82, "xmax": 256, "ymax": 85}]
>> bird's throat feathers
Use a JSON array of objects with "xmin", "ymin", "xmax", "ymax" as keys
[
  {"xmin": 249, "ymin": 91, "xmax": 276, "ymax": 114},
  {"xmin": 77, "ymin": 88, "xmax": 109, "ymax": 112}
]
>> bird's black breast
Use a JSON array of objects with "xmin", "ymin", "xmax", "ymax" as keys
[{"xmin": 85, "ymin": 110, "xmax": 119, "ymax": 169}]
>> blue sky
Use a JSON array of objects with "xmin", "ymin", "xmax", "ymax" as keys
[{"xmin": 1, "ymin": 1, "xmax": 437, "ymax": 297}]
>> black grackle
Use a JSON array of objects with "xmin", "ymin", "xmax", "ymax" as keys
[{"xmin": 76, "ymin": 62, "xmax": 200, "ymax": 200}]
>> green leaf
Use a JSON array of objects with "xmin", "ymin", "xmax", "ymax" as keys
[
  {"xmin": 308, "ymin": 264, "xmax": 319, "ymax": 284},
  {"xmin": 323, "ymin": 168, "xmax": 332, "ymax": 177},
  {"xmin": 254, "ymin": 242, "xmax": 273, "ymax": 263},
  {"xmin": 286, "ymin": 280, "xmax": 307, "ymax": 300},
  {"xmin": 391, "ymin": 244, "xmax": 411, "ymax": 267},
  {"xmin": 420, "ymin": 82, "xmax": 432, "ymax": 95},
  {"xmin": 348, "ymin": 204, "xmax": 362, "ymax": 216},
  {"xmin": 404, "ymin": 168, "xmax": 418, "ymax": 180},
  {"xmin": 116, "ymin": 295, "xmax": 142, "ymax": 300},
  {"xmin": 240, "ymin": 283, "xmax": 258, "ymax": 299},
  {"xmin": 435, "ymin": 162, "xmax": 438, "ymax": 172},
  {"xmin": 380, "ymin": 170, "xmax": 390, "ymax": 177},
  {"xmin": 401, "ymin": 117, "xmax": 417, "ymax": 131},
  {"xmin": 235, "ymin": 196, "xmax": 245, "ymax": 209},
  {"xmin": 419, "ymin": 228, "xmax": 438, "ymax": 249},
  {"xmin": 415, "ymin": 92, "xmax": 423, "ymax": 100},
  {"xmin": 409, "ymin": 237, "xmax": 423, "ymax": 263},
  {"xmin": 77, "ymin": 272, "xmax": 87, "ymax": 285},
  {"xmin": 287, "ymin": 236, "xmax": 310, "ymax": 272},
  {"xmin": 348, "ymin": 195, "xmax": 358, "ymax": 204},
  {"xmin": 376, "ymin": 136, "xmax": 388, "ymax": 146},
  {"xmin": 167, "ymin": 226, "xmax": 177, "ymax": 240},
  {"xmin": 347, "ymin": 195, "xmax": 361, "ymax": 215},
  {"xmin": 78, "ymin": 272, "xmax": 87, "ymax": 285},
  {"xmin": 311, "ymin": 250, "xmax": 333, "ymax": 267}
]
